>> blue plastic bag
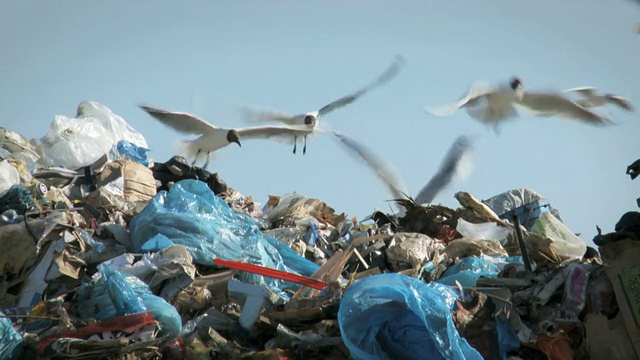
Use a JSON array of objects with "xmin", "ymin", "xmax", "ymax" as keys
[
  {"xmin": 109, "ymin": 139, "xmax": 150, "ymax": 166},
  {"xmin": 0, "ymin": 311, "xmax": 23, "ymax": 360},
  {"xmin": 130, "ymin": 180, "xmax": 319, "ymax": 296},
  {"xmin": 303, "ymin": 222, "xmax": 318, "ymax": 246},
  {"xmin": 496, "ymin": 316, "xmax": 520, "ymax": 360},
  {"xmin": 338, "ymin": 274, "xmax": 482, "ymax": 360},
  {"xmin": 75, "ymin": 263, "xmax": 181, "ymax": 337},
  {"xmin": 437, "ymin": 257, "xmax": 500, "ymax": 287}
]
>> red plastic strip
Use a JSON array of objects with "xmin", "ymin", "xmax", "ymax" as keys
[{"xmin": 214, "ymin": 258, "xmax": 328, "ymax": 290}]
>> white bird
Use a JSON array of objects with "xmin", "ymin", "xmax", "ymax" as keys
[
  {"xmin": 332, "ymin": 131, "xmax": 474, "ymax": 206},
  {"xmin": 428, "ymin": 77, "xmax": 615, "ymax": 130},
  {"xmin": 563, "ymin": 86, "xmax": 634, "ymax": 112},
  {"xmin": 426, "ymin": 77, "xmax": 525, "ymax": 132},
  {"xmin": 242, "ymin": 55, "xmax": 406, "ymax": 154},
  {"xmin": 139, "ymin": 104, "xmax": 315, "ymax": 169}
]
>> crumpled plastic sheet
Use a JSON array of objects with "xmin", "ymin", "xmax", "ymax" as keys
[
  {"xmin": 338, "ymin": 273, "xmax": 482, "ymax": 360},
  {"xmin": 74, "ymin": 263, "xmax": 181, "ymax": 337},
  {"xmin": 437, "ymin": 256, "xmax": 500, "ymax": 288},
  {"xmin": 456, "ymin": 217, "xmax": 512, "ymax": 244},
  {"xmin": 531, "ymin": 211, "xmax": 586, "ymax": 259},
  {"xmin": 109, "ymin": 140, "xmax": 150, "ymax": 167},
  {"xmin": 482, "ymin": 188, "xmax": 548, "ymax": 218},
  {"xmin": 0, "ymin": 311, "xmax": 23, "ymax": 360},
  {"xmin": 130, "ymin": 180, "xmax": 319, "ymax": 297},
  {"xmin": 39, "ymin": 100, "xmax": 148, "ymax": 170}
]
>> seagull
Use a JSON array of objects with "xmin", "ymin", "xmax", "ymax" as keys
[
  {"xmin": 332, "ymin": 131, "xmax": 473, "ymax": 206},
  {"xmin": 139, "ymin": 104, "xmax": 315, "ymax": 169},
  {"xmin": 563, "ymin": 87, "xmax": 634, "ymax": 112},
  {"xmin": 426, "ymin": 77, "xmax": 525, "ymax": 132},
  {"xmin": 428, "ymin": 77, "xmax": 615, "ymax": 129},
  {"xmin": 242, "ymin": 55, "xmax": 406, "ymax": 154}
]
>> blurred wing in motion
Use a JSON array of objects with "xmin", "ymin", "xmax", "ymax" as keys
[
  {"xmin": 426, "ymin": 81, "xmax": 495, "ymax": 117},
  {"xmin": 139, "ymin": 104, "xmax": 218, "ymax": 134},
  {"xmin": 563, "ymin": 87, "xmax": 597, "ymax": 97},
  {"xmin": 414, "ymin": 135, "xmax": 474, "ymax": 205},
  {"xmin": 317, "ymin": 55, "xmax": 406, "ymax": 116},
  {"xmin": 564, "ymin": 87, "xmax": 634, "ymax": 112},
  {"xmin": 332, "ymin": 131, "xmax": 409, "ymax": 200},
  {"xmin": 237, "ymin": 125, "xmax": 313, "ymax": 145},
  {"xmin": 240, "ymin": 106, "xmax": 301, "ymax": 126},
  {"xmin": 515, "ymin": 91, "xmax": 615, "ymax": 126}
]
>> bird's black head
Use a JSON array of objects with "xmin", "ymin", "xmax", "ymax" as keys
[
  {"xmin": 304, "ymin": 114, "xmax": 316, "ymax": 126},
  {"xmin": 227, "ymin": 129, "xmax": 241, "ymax": 147},
  {"xmin": 510, "ymin": 77, "xmax": 523, "ymax": 90}
]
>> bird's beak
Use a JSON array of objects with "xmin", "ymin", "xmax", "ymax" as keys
[{"xmin": 235, "ymin": 140, "xmax": 242, "ymax": 147}]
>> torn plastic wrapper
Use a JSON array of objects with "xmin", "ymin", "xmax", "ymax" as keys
[
  {"xmin": 130, "ymin": 180, "xmax": 319, "ymax": 297},
  {"xmin": 338, "ymin": 273, "xmax": 482, "ymax": 360}
]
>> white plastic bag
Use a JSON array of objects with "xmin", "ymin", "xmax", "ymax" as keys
[
  {"xmin": 39, "ymin": 101, "xmax": 148, "ymax": 170},
  {"xmin": 456, "ymin": 217, "xmax": 512, "ymax": 244},
  {"xmin": 530, "ymin": 212, "xmax": 586, "ymax": 259},
  {"xmin": 0, "ymin": 160, "xmax": 20, "ymax": 197}
]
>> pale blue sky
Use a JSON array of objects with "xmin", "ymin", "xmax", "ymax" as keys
[{"xmin": 2, "ymin": 1, "xmax": 639, "ymax": 248}]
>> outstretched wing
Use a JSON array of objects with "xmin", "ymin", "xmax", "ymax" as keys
[
  {"xmin": 426, "ymin": 81, "xmax": 495, "ymax": 117},
  {"xmin": 237, "ymin": 125, "xmax": 313, "ymax": 145},
  {"xmin": 563, "ymin": 87, "xmax": 597, "ymax": 96},
  {"xmin": 606, "ymin": 95, "xmax": 634, "ymax": 111},
  {"xmin": 332, "ymin": 131, "xmax": 409, "ymax": 200},
  {"xmin": 139, "ymin": 104, "xmax": 218, "ymax": 135},
  {"xmin": 414, "ymin": 135, "xmax": 474, "ymax": 205},
  {"xmin": 317, "ymin": 55, "xmax": 406, "ymax": 117},
  {"xmin": 240, "ymin": 106, "xmax": 301, "ymax": 126},
  {"xmin": 516, "ymin": 91, "xmax": 615, "ymax": 125}
]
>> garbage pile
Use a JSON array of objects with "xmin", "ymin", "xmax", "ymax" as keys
[{"xmin": 1, "ymin": 101, "xmax": 639, "ymax": 360}]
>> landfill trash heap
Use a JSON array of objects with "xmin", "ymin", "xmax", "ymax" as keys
[{"xmin": 1, "ymin": 101, "xmax": 639, "ymax": 360}]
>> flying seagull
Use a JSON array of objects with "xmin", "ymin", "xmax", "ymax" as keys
[
  {"xmin": 427, "ymin": 77, "xmax": 614, "ymax": 131},
  {"xmin": 242, "ymin": 55, "xmax": 406, "ymax": 154},
  {"xmin": 332, "ymin": 131, "xmax": 473, "ymax": 206},
  {"xmin": 426, "ymin": 77, "xmax": 525, "ymax": 132},
  {"xmin": 139, "ymin": 104, "xmax": 314, "ymax": 169}
]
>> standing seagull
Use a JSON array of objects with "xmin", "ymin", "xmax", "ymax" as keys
[
  {"xmin": 563, "ymin": 87, "xmax": 634, "ymax": 112},
  {"xmin": 139, "ymin": 104, "xmax": 314, "ymax": 169},
  {"xmin": 243, "ymin": 55, "xmax": 406, "ymax": 154}
]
